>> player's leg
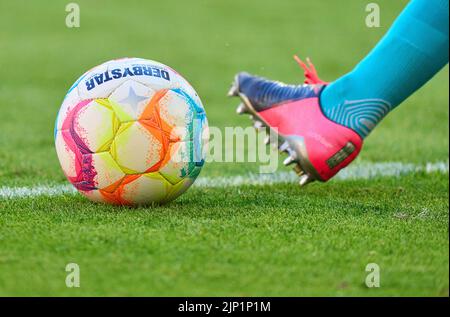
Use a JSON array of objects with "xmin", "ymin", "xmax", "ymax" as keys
[
  {"xmin": 321, "ymin": 0, "xmax": 449, "ymax": 138},
  {"xmin": 228, "ymin": 0, "xmax": 449, "ymax": 185}
]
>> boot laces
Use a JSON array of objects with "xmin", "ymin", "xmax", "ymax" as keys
[{"xmin": 293, "ymin": 55, "xmax": 328, "ymax": 85}]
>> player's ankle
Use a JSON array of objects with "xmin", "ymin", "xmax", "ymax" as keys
[{"xmin": 319, "ymin": 83, "xmax": 392, "ymax": 139}]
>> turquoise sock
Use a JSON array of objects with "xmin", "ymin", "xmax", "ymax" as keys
[{"xmin": 320, "ymin": 0, "xmax": 449, "ymax": 138}]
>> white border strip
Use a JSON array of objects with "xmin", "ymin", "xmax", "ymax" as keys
[{"xmin": 0, "ymin": 161, "xmax": 448, "ymax": 199}]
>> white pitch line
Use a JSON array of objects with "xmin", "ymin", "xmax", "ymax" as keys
[
  {"xmin": 195, "ymin": 161, "xmax": 449, "ymax": 187},
  {"xmin": 0, "ymin": 161, "xmax": 448, "ymax": 200},
  {"xmin": 0, "ymin": 184, "xmax": 76, "ymax": 200}
]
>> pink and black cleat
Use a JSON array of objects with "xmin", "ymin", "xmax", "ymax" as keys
[{"xmin": 227, "ymin": 57, "xmax": 363, "ymax": 186}]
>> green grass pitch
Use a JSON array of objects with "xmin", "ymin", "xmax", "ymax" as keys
[{"xmin": 0, "ymin": 0, "xmax": 448, "ymax": 296}]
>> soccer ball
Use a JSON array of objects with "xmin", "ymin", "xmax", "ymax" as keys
[{"xmin": 54, "ymin": 58, "xmax": 209, "ymax": 205}]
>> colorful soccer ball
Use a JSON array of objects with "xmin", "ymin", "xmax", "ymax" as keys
[{"xmin": 54, "ymin": 58, "xmax": 209, "ymax": 205}]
